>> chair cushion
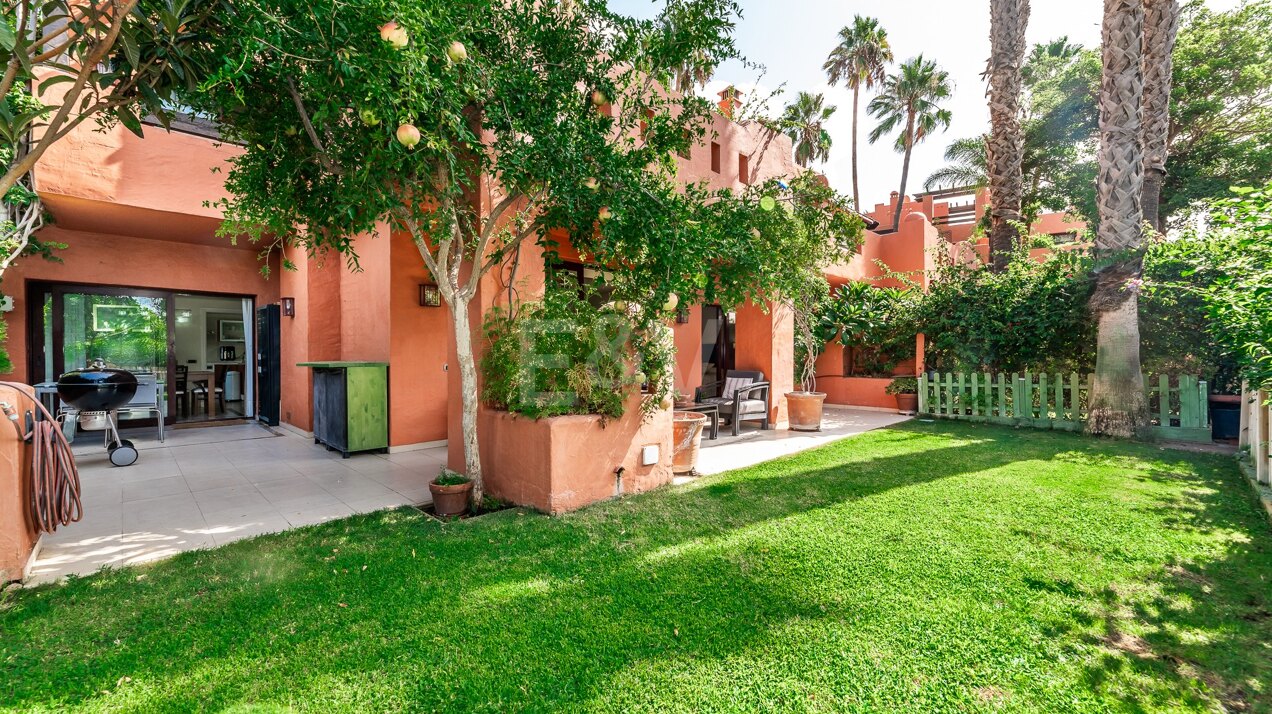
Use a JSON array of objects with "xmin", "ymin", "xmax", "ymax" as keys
[
  {"xmin": 716, "ymin": 398, "xmax": 766, "ymax": 415},
  {"xmin": 721, "ymin": 376, "xmax": 753, "ymax": 400}
]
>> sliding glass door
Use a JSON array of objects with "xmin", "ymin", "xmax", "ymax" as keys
[
  {"xmin": 29, "ymin": 282, "xmax": 258, "ymax": 424},
  {"xmin": 32, "ymin": 285, "xmax": 176, "ymax": 421},
  {"xmin": 59, "ymin": 292, "xmax": 170, "ymax": 376}
]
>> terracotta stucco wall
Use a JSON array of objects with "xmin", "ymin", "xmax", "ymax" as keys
[
  {"xmin": 340, "ymin": 228, "xmax": 392, "ymax": 363},
  {"xmin": 0, "ymin": 385, "xmax": 36, "ymax": 581},
  {"xmin": 478, "ymin": 394, "xmax": 672, "ymax": 514},
  {"xmin": 33, "ymin": 71, "xmax": 237, "ymax": 221},
  {"xmin": 387, "ymin": 228, "xmax": 451, "ymax": 446},
  {"xmin": 672, "ymin": 305, "xmax": 704, "ymax": 396},
  {"xmin": 734, "ymin": 301, "xmax": 794, "ymax": 427},
  {"xmin": 279, "ymin": 247, "xmax": 312, "ymax": 430},
  {"xmin": 675, "ymin": 112, "xmax": 802, "ymax": 191}
]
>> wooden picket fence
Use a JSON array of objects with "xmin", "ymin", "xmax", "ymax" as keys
[
  {"xmin": 1241, "ymin": 385, "xmax": 1271, "ymax": 487},
  {"xmin": 918, "ymin": 372, "xmax": 1212, "ymax": 442}
]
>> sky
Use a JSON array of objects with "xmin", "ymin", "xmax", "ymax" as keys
[{"xmin": 607, "ymin": 0, "xmax": 1241, "ymax": 211}]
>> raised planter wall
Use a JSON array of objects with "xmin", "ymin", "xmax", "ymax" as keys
[
  {"xmin": 0, "ymin": 385, "xmax": 37, "ymax": 582},
  {"xmin": 819, "ymin": 376, "xmax": 897, "ymax": 410},
  {"xmin": 478, "ymin": 394, "xmax": 673, "ymax": 514}
]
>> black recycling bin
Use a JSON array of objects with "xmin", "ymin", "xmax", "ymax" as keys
[{"xmin": 1210, "ymin": 395, "xmax": 1241, "ymax": 441}]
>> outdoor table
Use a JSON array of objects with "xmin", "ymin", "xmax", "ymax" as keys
[{"xmin": 681, "ymin": 403, "xmax": 720, "ymax": 440}]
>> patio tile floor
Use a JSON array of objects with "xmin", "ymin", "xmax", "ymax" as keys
[
  {"xmin": 28, "ymin": 424, "xmax": 444, "ymax": 583},
  {"xmin": 691, "ymin": 406, "xmax": 912, "ymax": 478}
]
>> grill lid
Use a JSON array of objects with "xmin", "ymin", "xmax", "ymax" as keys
[{"xmin": 57, "ymin": 361, "xmax": 139, "ymax": 412}]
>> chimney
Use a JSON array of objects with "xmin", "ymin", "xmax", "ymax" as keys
[{"xmin": 717, "ymin": 86, "xmax": 744, "ymax": 119}]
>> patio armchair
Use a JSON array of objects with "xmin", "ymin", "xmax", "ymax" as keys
[{"xmin": 695, "ymin": 369, "xmax": 771, "ymax": 436}]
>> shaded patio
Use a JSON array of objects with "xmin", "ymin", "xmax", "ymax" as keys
[{"xmin": 29, "ymin": 423, "xmax": 443, "ymax": 582}]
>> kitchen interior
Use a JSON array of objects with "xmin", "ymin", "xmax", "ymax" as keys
[{"xmin": 173, "ymin": 294, "xmax": 250, "ymax": 423}]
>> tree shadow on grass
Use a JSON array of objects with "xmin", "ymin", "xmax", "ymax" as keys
[
  {"xmin": 1075, "ymin": 457, "xmax": 1272, "ymax": 712},
  {"xmin": 3, "ymin": 421, "xmax": 1270, "ymax": 711}
]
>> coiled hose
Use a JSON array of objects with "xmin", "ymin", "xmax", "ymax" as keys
[{"xmin": 0, "ymin": 382, "xmax": 81, "ymax": 534}]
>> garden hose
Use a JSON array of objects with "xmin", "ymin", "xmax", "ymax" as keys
[{"xmin": 0, "ymin": 382, "xmax": 81, "ymax": 534}]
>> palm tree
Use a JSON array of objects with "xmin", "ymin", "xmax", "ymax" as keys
[
  {"xmin": 923, "ymin": 137, "xmax": 989, "ymax": 190},
  {"xmin": 1021, "ymin": 36, "xmax": 1083, "ymax": 85},
  {"xmin": 986, "ymin": 0, "xmax": 1031, "ymax": 273},
  {"xmin": 867, "ymin": 56, "xmax": 954, "ymax": 232},
  {"xmin": 824, "ymin": 16, "xmax": 893, "ymax": 210},
  {"xmin": 781, "ymin": 92, "xmax": 836, "ymax": 167},
  {"xmin": 1141, "ymin": 0, "xmax": 1180, "ymax": 231},
  {"xmin": 1088, "ymin": 0, "xmax": 1149, "ymax": 438},
  {"xmin": 674, "ymin": 49, "xmax": 714, "ymax": 95}
]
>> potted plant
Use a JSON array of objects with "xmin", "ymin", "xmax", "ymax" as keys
[
  {"xmin": 886, "ymin": 377, "xmax": 919, "ymax": 415},
  {"xmin": 786, "ymin": 281, "xmax": 830, "ymax": 432},
  {"xmin": 429, "ymin": 467, "xmax": 473, "ymax": 517}
]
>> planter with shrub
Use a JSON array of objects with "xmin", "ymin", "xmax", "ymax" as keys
[{"xmin": 886, "ymin": 377, "xmax": 919, "ymax": 415}]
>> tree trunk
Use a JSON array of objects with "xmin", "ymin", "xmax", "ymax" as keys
[
  {"xmin": 1087, "ymin": 286, "xmax": 1148, "ymax": 437},
  {"xmin": 1140, "ymin": 0, "xmax": 1180, "ymax": 233},
  {"xmin": 987, "ymin": 0, "xmax": 1030, "ymax": 273},
  {"xmin": 1141, "ymin": 169, "xmax": 1164, "ymax": 232},
  {"xmin": 448, "ymin": 291, "xmax": 484, "ymax": 502},
  {"xmin": 1088, "ymin": 0, "xmax": 1149, "ymax": 437},
  {"xmin": 851, "ymin": 85, "xmax": 861, "ymax": 211},
  {"xmin": 892, "ymin": 117, "xmax": 915, "ymax": 233}
]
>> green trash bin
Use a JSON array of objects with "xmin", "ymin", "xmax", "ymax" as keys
[{"xmin": 299, "ymin": 361, "xmax": 389, "ymax": 457}]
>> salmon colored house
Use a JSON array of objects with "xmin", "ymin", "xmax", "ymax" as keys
[
  {"xmin": 809, "ymin": 187, "xmax": 1088, "ymax": 411},
  {"xmin": 0, "ymin": 89, "xmax": 810, "ymax": 537},
  {"xmin": 0, "ymin": 78, "xmax": 1086, "ymax": 576}
]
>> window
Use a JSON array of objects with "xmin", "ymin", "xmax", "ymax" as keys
[
  {"xmin": 677, "ymin": 130, "xmax": 692, "ymax": 159},
  {"xmin": 738, "ymin": 153, "xmax": 750, "ymax": 184},
  {"xmin": 710, "ymin": 142, "xmax": 721, "ymax": 173},
  {"xmin": 548, "ymin": 260, "xmax": 615, "ymax": 308},
  {"xmin": 1051, "ymin": 231, "xmax": 1079, "ymax": 244}
]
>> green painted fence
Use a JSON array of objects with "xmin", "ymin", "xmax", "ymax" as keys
[{"xmin": 918, "ymin": 372, "xmax": 1211, "ymax": 442}]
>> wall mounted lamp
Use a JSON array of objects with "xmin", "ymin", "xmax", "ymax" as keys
[
  {"xmin": 675, "ymin": 307, "xmax": 691, "ymax": 325},
  {"xmin": 419, "ymin": 283, "xmax": 441, "ymax": 308},
  {"xmin": 281, "ymin": 297, "xmax": 295, "ymax": 317}
]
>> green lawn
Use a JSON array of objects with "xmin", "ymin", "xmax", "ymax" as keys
[{"xmin": 3, "ymin": 422, "xmax": 1271, "ymax": 713}]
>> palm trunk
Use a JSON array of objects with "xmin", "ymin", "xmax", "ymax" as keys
[
  {"xmin": 1088, "ymin": 288, "xmax": 1148, "ymax": 437},
  {"xmin": 987, "ymin": 0, "xmax": 1030, "ymax": 273},
  {"xmin": 892, "ymin": 117, "xmax": 915, "ymax": 233},
  {"xmin": 851, "ymin": 85, "xmax": 861, "ymax": 211},
  {"xmin": 1141, "ymin": 170, "xmax": 1164, "ymax": 232},
  {"xmin": 1088, "ymin": 0, "xmax": 1148, "ymax": 438},
  {"xmin": 448, "ymin": 291, "xmax": 484, "ymax": 502},
  {"xmin": 1140, "ymin": 0, "xmax": 1179, "ymax": 233}
]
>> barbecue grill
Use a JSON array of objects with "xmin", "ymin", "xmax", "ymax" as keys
[{"xmin": 56, "ymin": 360, "xmax": 139, "ymax": 467}]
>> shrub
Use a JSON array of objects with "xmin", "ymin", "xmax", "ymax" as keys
[
  {"xmin": 481, "ymin": 286, "xmax": 652, "ymax": 420},
  {"xmin": 912, "ymin": 243, "xmax": 1095, "ymax": 374},
  {"xmin": 1140, "ymin": 232, "xmax": 1243, "ymax": 392},
  {"xmin": 818, "ymin": 282, "xmax": 916, "ymax": 377},
  {"xmin": 885, "ymin": 377, "xmax": 918, "ymax": 395},
  {"xmin": 1183, "ymin": 182, "xmax": 1272, "ymax": 391}
]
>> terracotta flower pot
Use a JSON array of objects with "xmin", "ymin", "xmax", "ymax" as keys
[
  {"xmin": 672, "ymin": 411, "xmax": 708, "ymax": 475},
  {"xmin": 429, "ymin": 480, "xmax": 473, "ymax": 517},
  {"xmin": 786, "ymin": 391, "xmax": 826, "ymax": 432},
  {"xmin": 895, "ymin": 392, "xmax": 918, "ymax": 415}
]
